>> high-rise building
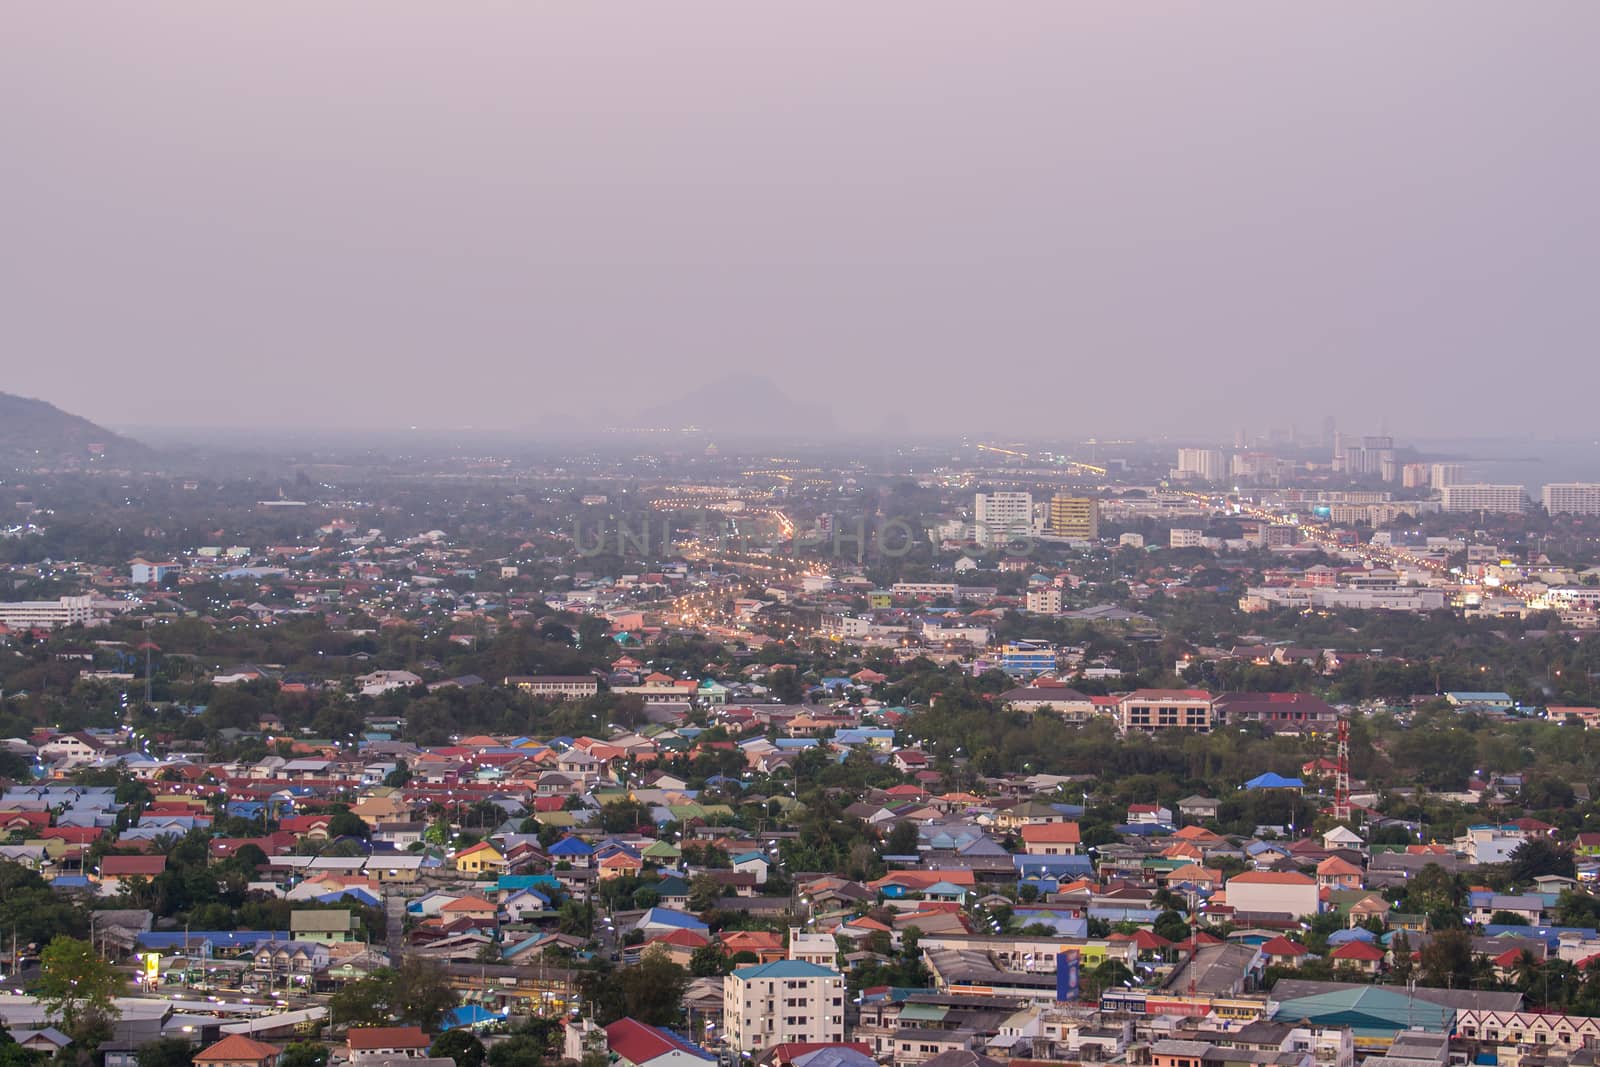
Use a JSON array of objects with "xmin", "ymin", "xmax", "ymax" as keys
[
  {"xmin": 974, "ymin": 491, "xmax": 1033, "ymax": 546},
  {"xmin": 1048, "ymin": 495, "xmax": 1099, "ymax": 539},
  {"xmin": 1401, "ymin": 463, "xmax": 1431, "ymax": 489},
  {"xmin": 1174, "ymin": 448, "xmax": 1225, "ymax": 482},
  {"xmin": 1431, "ymin": 463, "xmax": 1465, "ymax": 489},
  {"xmin": 1543, "ymin": 484, "xmax": 1600, "ymax": 516},
  {"xmin": 1341, "ymin": 436, "xmax": 1397, "ymax": 481},
  {"xmin": 1441, "ymin": 484, "xmax": 1527, "ymax": 514}
]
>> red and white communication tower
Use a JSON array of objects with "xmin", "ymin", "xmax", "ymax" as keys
[{"xmin": 1332, "ymin": 717, "xmax": 1352, "ymax": 822}]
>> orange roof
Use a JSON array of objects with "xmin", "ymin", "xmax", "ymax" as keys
[
  {"xmin": 196, "ymin": 1036, "xmax": 280, "ymax": 1064},
  {"xmin": 1020, "ymin": 822, "xmax": 1081, "ymax": 844},
  {"xmin": 441, "ymin": 894, "xmax": 496, "ymax": 911},
  {"xmin": 1316, "ymin": 856, "xmax": 1362, "ymax": 876},
  {"xmin": 1173, "ymin": 825, "xmax": 1222, "ymax": 842},
  {"xmin": 871, "ymin": 869, "xmax": 976, "ymax": 889},
  {"xmin": 720, "ymin": 930, "xmax": 783, "ymax": 951},
  {"xmin": 1230, "ymin": 871, "xmax": 1315, "ymax": 885}
]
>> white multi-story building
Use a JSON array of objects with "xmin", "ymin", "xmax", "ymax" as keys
[
  {"xmin": 891, "ymin": 581, "xmax": 959, "ymax": 600},
  {"xmin": 1174, "ymin": 448, "xmax": 1225, "ymax": 483},
  {"xmin": 974, "ymin": 492, "xmax": 1034, "ymax": 546},
  {"xmin": 1430, "ymin": 463, "xmax": 1465, "ymax": 488},
  {"xmin": 1169, "ymin": 528, "xmax": 1204, "ymax": 549},
  {"xmin": 1025, "ymin": 588, "xmax": 1062, "ymax": 614},
  {"xmin": 788, "ymin": 927, "xmax": 839, "ymax": 968},
  {"xmin": 724, "ymin": 960, "xmax": 845, "ymax": 1052},
  {"xmin": 819, "ymin": 614, "xmax": 871, "ymax": 640},
  {"xmin": 0, "ymin": 595, "xmax": 95, "ymax": 631},
  {"xmin": 1441, "ymin": 484, "xmax": 1527, "ymax": 514},
  {"xmin": 1543, "ymin": 483, "xmax": 1600, "ymax": 516}
]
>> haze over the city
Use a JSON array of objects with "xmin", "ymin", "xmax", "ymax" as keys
[{"xmin": 6, "ymin": 2, "xmax": 1599, "ymax": 436}]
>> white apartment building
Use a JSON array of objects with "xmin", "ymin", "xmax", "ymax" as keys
[
  {"xmin": 974, "ymin": 492, "xmax": 1034, "ymax": 546},
  {"xmin": 1431, "ymin": 463, "xmax": 1465, "ymax": 488},
  {"xmin": 788, "ymin": 927, "xmax": 839, "ymax": 968},
  {"xmin": 724, "ymin": 960, "xmax": 845, "ymax": 1052},
  {"xmin": 1440, "ymin": 484, "xmax": 1527, "ymax": 515},
  {"xmin": 1174, "ymin": 448, "xmax": 1225, "ymax": 482},
  {"xmin": 0, "ymin": 595, "xmax": 95, "ymax": 630},
  {"xmin": 1543, "ymin": 483, "xmax": 1600, "ymax": 516},
  {"xmin": 1169, "ymin": 529, "xmax": 1204, "ymax": 549}
]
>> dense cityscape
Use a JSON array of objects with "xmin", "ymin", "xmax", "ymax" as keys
[
  {"xmin": 9, "ymin": 5, "xmax": 1600, "ymax": 1067},
  {"xmin": 3, "ymin": 399, "xmax": 1600, "ymax": 1067}
]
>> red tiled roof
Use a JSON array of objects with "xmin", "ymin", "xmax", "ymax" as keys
[
  {"xmin": 100, "ymin": 855, "xmax": 167, "ymax": 877},
  {"xmin": 195, "ymin": 1035, "xmax": 280, "ymax": 1064},
  {"xmin": 1259, "ymin": 936, "xmax": 1308, "ymax": 956},
  {"xmin": 1330, "ymin": 940, "xmax": 1385, "ymax": 961},
  {"xmin": 347, "ymin": 1027, "xmax": 431, "ymax": 1050}
]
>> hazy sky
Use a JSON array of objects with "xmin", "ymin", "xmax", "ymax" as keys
[{"xmin": 6, "ymin": 4, "xmax": 1599, "ymax": 438}]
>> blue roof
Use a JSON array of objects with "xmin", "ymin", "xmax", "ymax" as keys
[
  {"xmin": 1327, "ymin": 927, "xmax": 1377, "ymax": 944},
  {"xmin": 549, "ymin": 836, "xmax": 594, "ymax": 856},
  {"xmin": 1244, "ymin": 772, "xmax": 1305, "ymax": 790},
  {"xmin": 443, "ymin": 1005, "xmax": 500, "ymax": 1029},
  {"xmin": 732, "ymin": 960, "xmax": 839, "ymax": 980},
  {"xmin": 636, "ymin": 907, "xmax": 708, "ymax": 932},
  {"xmin": 497, "ymin": 874, "xmax": 560, "ymax": 892},
  {"xmin": 137, "ymin": 931, "xmax": 288, "ymax": 949}
]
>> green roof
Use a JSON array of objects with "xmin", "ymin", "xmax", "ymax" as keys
[
  {"xmin": 898, "ymin": 1003, "xmax": 950, "ymax": 1023},
  {"xmin": 1271, "ymin": 987, "xmax": 1453, "ymax": 1037}
]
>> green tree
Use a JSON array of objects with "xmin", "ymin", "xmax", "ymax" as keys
[
  {"xmin": 37, "ymin": 937, "xmax": 122, "ymax": 1046},
  {"xmin": 1509, "ymin": 838, "xmax": 1576, "ymax": 883},
  {"xmin": 689, "ymin": 941, "xmax": 731, "ymax": 977},
  {"xmin": 884, "ymin": 821, "xmax": 920, "ymax": 855},
  {"xmin": 688, "ymin": 875, "xmax": 724, "ymax": 913},
  {"xmin": 327, "ymin": 810, "xmax": 370, "ymax": 840},
  {"xmin": 279, "ymin": 1043, "xmax": 331, "ymax": 1067},
  {"xmin": 1153, "ymin": 910, "xmax": 1191, "ymax": 944},
  {"xmin": 391, "ymin": 957, "xmax": 459, "ymax": 1031},
  {"xmin": 486, "ymin": 1036, "xmax": 548, "ymax": 1067},
  {"xmin": 135, "ymin": 1038, "xmax": 194, "ymax": 1067},
  {"xmin": 1420, "ymin": 927, "xmax": 1477, "ymax": 989},
  {"xmin": 329, "ymin": 975, "xmax": 390, "ymax": 1028},
  {"xmin": 431, "ymin": 1031, "xmax": 486, "ymax": 1067}
]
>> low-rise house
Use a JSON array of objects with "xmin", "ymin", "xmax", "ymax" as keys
[
  {"xmin": 194, "ymin": 1035, "xmax": 282, "ymax": 1067},
  {"xmin": 347, "ymin": 1027, "xmax": 433, "ymax": 1063}
]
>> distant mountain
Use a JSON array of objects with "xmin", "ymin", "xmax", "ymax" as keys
[
  {"xmin": 0, "ymin": 393, "xmax": 150, "ymax": 464},
  {"xmin": 631, "ymin": 374, "xmax": 835, "ymax": 436}
]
